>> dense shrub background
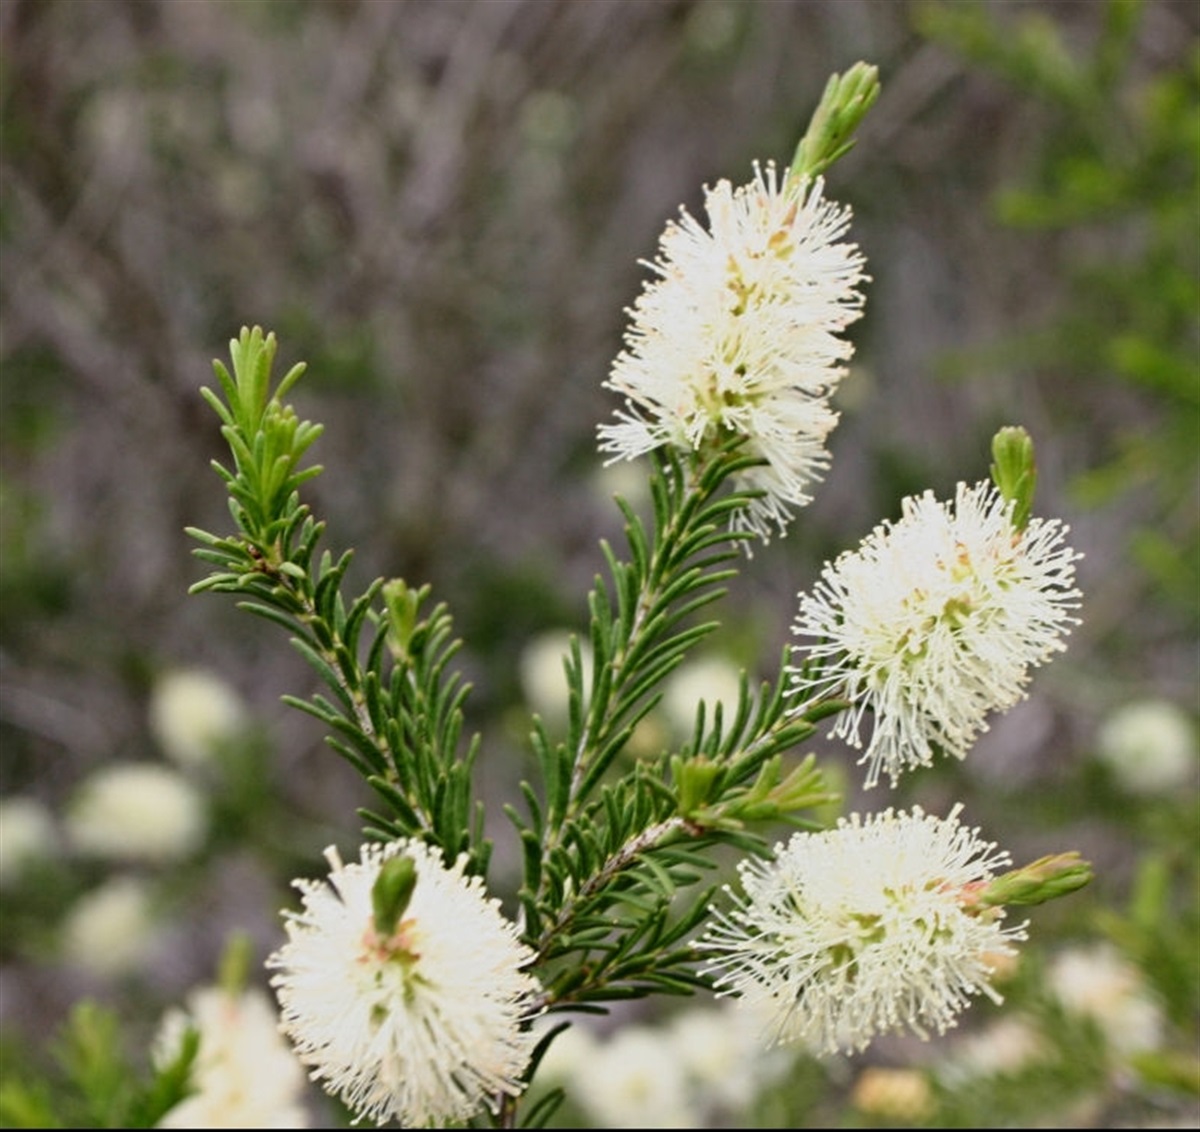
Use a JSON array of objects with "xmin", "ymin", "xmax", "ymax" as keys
[{"xmin": 1, "ymin": 1, "xmax": 1196, "ymax": 1126}]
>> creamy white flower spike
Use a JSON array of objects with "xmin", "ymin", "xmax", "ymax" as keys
[
  {"xmin": 267, "ymin": 839, "xmax": 542, "ymax": 1128},
  {"xmin": 699, "ymin": 806, "xmax": 1026, "ymax": 1056},
  {"xmin": 788, "ymin": 480, "xmax": 1082, "ymax": 787},
  {"xmin": 598, "ymin": 162, "xmax": 867, "ymax": 542}
]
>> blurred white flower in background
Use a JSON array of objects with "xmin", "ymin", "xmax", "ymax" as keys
[
  {"xmin": 1094, "ymin": 698, "xmax": 1197, "ymax": 795},
  {"xmin": 149, "ymin": 667, "xmax": 248, "ymax": 769},
  {"xmin": 572, "ymin": 1022, "xmax": 699, "ymax": 1129},
  {"xmin": 532, "ymin": 1017, "xmax": 600, "ymax": 1090},
  {"xmin": 519, "ymin": 629, "xmax": 593, "ymax": 729},
  {"xmin": 665, "ymin": 998, "xmax": 790, "ymax": 1115},
  {"xmin": 661, "ymin": 653, "xmax": 744, "ymax": 740},
  {"xmin": 589, "ymin": 457, "xmax": 652, "ymax": 516},
  {"xmin": 935, "ymin": 1014, "xmax": 1046, "ymax": 1086},
  {"xmin": 1047, "ymin": 943, "xmax": 1165, "ymax": 1059},
  {"xmin": 61, "ymin": 875, "xmax": 161, "ymax": 978},
  {"xmin": 65, "ymin": 762, "xmax": 207, "ymax": 863},
  {"xmin": 0, "ymin": 795, "xmax": 58, "ymax": 885},
  {"xmin": 154, "ymin": 985, "xmax": 309, "ymax": 1129},
  {"xmin": 534, "ymin": 999, "xmax": 792, "ymax": 1127}
]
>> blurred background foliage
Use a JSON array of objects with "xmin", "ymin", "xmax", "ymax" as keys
[{"xmin": 0, "ymin": 0, "xmax": 1196, "ymax": 1127}]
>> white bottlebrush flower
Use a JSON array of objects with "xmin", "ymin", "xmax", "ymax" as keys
[
  {"xmin": 789, "ymin": 480, "xmax": 1082, "ymax": 788},
  {"xmin": 149, "ymin": 667, "xmax": 247, "ymax": 769},
  {"xmin": 267, "ymin": 839, "xmax": 542, "ymax": 1128},
  {"xmin": 699, "ymin": 805, "xmax": 1027, "ymax": 1056},
  {"xmin": 66, "ymin": 762, "xmax": 207, "ymax": 862},
  {"xmin": 598, "ymin": 162, "xmax": 867, "ymax": 542},
  {"xmin": 1094, "ymin": 698, "xmax": 1197, "ymax": 795},
  {"xmin": 155, "ymin": 985, "xmax": 309, "ymax": 1129}
]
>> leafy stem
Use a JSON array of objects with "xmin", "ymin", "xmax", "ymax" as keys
[
  {"xmin": 187, "ymin": 328, "xmax": 488, "ymax": 873},
  {"xmin": 562, "ymin": 444, "xmax": 757, "ymax": 824},
  {"xmin": 507, "ymin": 444, "xmax": 836, "ymax": 1011}
]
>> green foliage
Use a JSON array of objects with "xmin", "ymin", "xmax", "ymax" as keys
[
  {"xmin": 189, "ymin": 337, "xmax": 840, "ymax": 1017},
  {"xmin": 0, "ymin": 1001, "xmax": 198, "ymax": 1130},
  {"xmin": 926, "ymin": 1008, "xmax": 1112, "ymax": 1129},
  {"xmin": 1097, "ymin": 848, "xmax": 1200, "ymax": 1038},
  {"xmin": 916, "ymin": 0, "xmax": 1200, "ymax": 620},
  {"xmin": 187, "ymin": 327, "xmax": 489, "ymax": 875}
]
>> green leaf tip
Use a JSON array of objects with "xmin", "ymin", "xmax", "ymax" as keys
[
  {"xmin": 208, "ymin": 325, "xmax": 310, "ymax": 437},
  {"xmin": 383, "ymin": 578, "xmax": 424, "ymax": 663},
  {"xmin": 216, "ymin": 930, "xmax": 254, "ymax": 995},
  {"xmin": 790, "ymin": 60, "xmax": 881, "ymax": 183},
  {"xmin": 681, "ymin": 753, "xmax": 835, "ymax": 830},
  {"xmin": 195, "ymin": 328, "xmax": 323, "ymax": 543}
]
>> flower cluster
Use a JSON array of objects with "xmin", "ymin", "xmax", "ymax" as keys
[
  {"xmin": 598, "ymin": 162, "xmax": 867, "ymax": 542},
  {"xmin": 267, "ymin": 839, "xmax": 542, "ymax": 1128},
  {"xmin": 185, "ymin": 63, "xmax": 1095, "ymax": 1127},
  {"xmin": 531, "ymin": 999, "xmax": 791, "ymax": 1128},
  {"xmin": 789, "ymin": 480, "xmax": 1082, "ymax": 787}
]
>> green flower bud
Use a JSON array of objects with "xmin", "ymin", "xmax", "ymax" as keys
[
  {"xmin": 383, "ymin": 579, "xmax": 422, "ymax": 662},
  {"xmin": 989, "ymin": 425, "xmax": 1037, "ymax": 532},
  {"xmin": 790, "ymin": 61, "xmax": 881, "ymax": 183},
  {"xmin": 673, "ymin": 754, "xmax": 723, "ymax": 819},
  {"xmin": 978, "ymin": 851, "xmax": 1093, "ymax": 908},
  {"xmin": 372, "ymin": 854, "xmax": 418, "ymax": 937}
]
